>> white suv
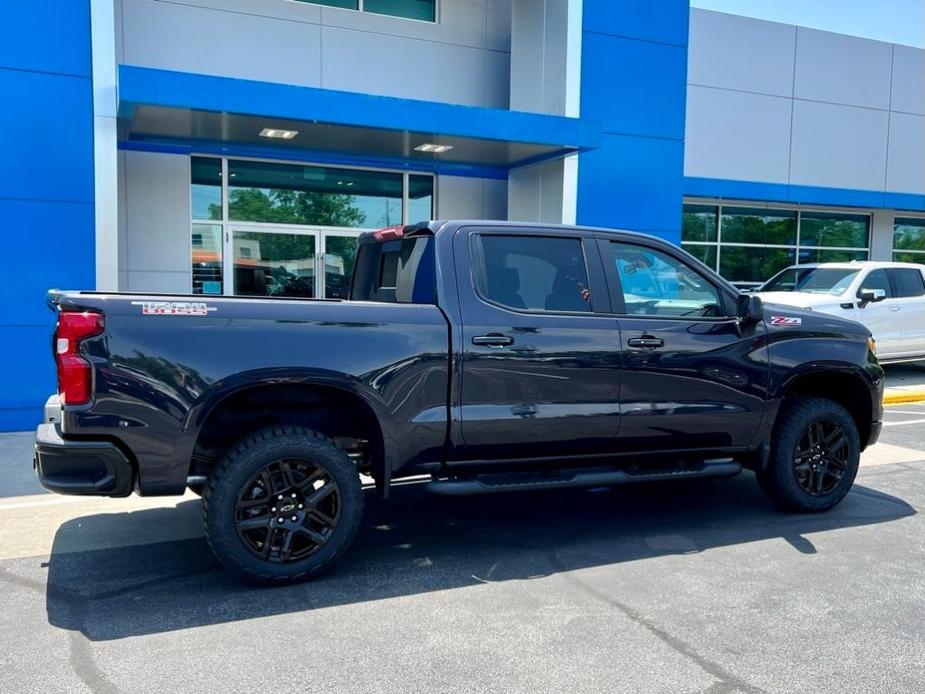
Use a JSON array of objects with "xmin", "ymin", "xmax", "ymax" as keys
[{"xmin": 756, "ymin": 261, "xmax": 925, "ymax": 363}]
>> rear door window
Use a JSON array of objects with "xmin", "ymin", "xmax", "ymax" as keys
[
  {"xmin": 478, "ymin": 235, "xmax": 592, "ymax": 312},
  {"xmin": 889, "ymin": 268, "xmax": 925, "ymax": 298}
]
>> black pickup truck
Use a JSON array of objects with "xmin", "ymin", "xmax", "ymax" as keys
[{"xmin": 35, "ymin": 220, "xmax": 883, "ymax": 584}]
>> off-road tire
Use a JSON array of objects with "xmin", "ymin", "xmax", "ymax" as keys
[
  {"xmin": 758, "ymin": 397, "xmax": 860, "ymax": 512},
  {"xmin": 202, "ymin": 427, "xmax": 364, "ymax": 585}
]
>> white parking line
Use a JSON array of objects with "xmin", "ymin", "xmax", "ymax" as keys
[
  {"xmin": 883, "ymin": 410, "xmax": 925, "ymax": 416},
  {"xmin": 882, "ymin": 418, "xmax": 925, "ymax": 427}
]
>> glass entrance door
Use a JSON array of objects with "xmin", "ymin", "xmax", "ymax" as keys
[
  {"xmin": 230, "ymin": 228, "xmax": 318, "ymax": 298},
  {"xmin": 321, "ymin": 231, "xmax": 362, "ymax": 299},
  {"xmin": 226, "ymin": 227, "xmax": 364, "ymax": 298}
]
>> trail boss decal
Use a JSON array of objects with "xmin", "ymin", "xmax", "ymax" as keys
[
  {"xmin": 770, "ymin": 315, "xmax": 802, "ymax": 326},
  {"xmin": 131, "ymin": 301, "xmax": 217, "ymax": 316}
]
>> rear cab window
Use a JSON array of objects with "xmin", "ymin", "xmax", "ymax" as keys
[{"xmin": 351, "ymin": 232, "xmax": 436, "ymax": 304}]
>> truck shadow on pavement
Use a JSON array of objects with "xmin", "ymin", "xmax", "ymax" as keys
[{"xmin": 45, "ymin": 472, "xmax": 915, "ymax": 641}]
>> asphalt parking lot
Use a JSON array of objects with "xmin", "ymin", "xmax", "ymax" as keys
[{"xmin": 1, "ymin": 391, "xmax": 924, "ymax": 693}]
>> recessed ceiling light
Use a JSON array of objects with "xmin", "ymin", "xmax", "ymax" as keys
[
  {"xmin": 414, "ymin": 143, "xmax": 453, "ymax": 153},
  {"xmin": 259, "ymin": 128, "xmax": 299, "ymax": 140}
]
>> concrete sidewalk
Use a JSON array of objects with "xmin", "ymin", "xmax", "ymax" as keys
[{"xmin": 883, "ymin": 362, "xmax": 925, "ymax": 405}]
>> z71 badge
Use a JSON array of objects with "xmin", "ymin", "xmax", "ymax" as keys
[
  {"xmin": 131, "ymin": 301, "xmax": 217, "ymax": 316},
  {"xmin": 770, "ymin": 315, "xmax": 802, "ymax": 326}
]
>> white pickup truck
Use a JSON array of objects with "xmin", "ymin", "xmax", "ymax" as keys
[{"xmin": 756, "ymin": 261, "xmax": 925, "ymax": 363}]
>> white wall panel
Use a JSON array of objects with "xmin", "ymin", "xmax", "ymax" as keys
[
  {"xmin": 121, "ymin": 0, "xmax": 323, "ymax": 87},
  {"xmin": 793, "ymin": 28, "xmax": 893, "ymax": 110},
  {"xmin": 886, "ymin": 113, "xmax": 925, "ymax": 194},
  {"xmin": 483, "ymin": 178, "xmax": 508, "ymax": 219},
  {"xmin": 437, "ymin": 175, "xmax": 507, "ymax": 219},
  {"xmin": 684, "ymin": 85, "xmax": 791, "ymax": 183},
  {"xmin": 892, "ymin": 45, "xmax": 925, "ymax": 115},
  {"xmin": 321, "ymin": 1, "xmax": 488, "ymax": 48},
  {"xmin": 789, "ymin": 100, "xmax": 889, "ymax": 191},
  {"xmin": 487, "ymin": 0, "xmax": 513, "ymax": 52},
  {"xmin": 321, "ymin": 26, "xmax": 507, "ymax": 107},
  {"xmin": 127, "ymin": 271, "xmax": 191, "ymax": 293},
  {"xmin": 119, "ymin": 0, "xmax": 510, "ymax": 108},
  {"xmin": 123, "ymin": 151, "xmax": 191, "ymax": 276},
  {"xmin": 688, "ymin": 10, "xmax": 795, "ymax": 97},
  {"xmin": 687, "ymin": 9, "xmax": 925, "ymax": 197}
]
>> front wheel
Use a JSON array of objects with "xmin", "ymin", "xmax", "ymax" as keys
[
  {"xmin": 758, "ymin": 397, "xmax": 860, "ymax": 512},
  {"xmin": 202, "ymin": 427, "xmax": 364, "ymax": 585}
]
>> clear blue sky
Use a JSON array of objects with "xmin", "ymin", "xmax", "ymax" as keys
[{"xmin": 690, "ymin": 0, "xmax": 925, "ymax": 47}]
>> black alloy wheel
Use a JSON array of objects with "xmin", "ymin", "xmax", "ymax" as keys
[
  {"xmin": 234, "ymin": 459, "xmax": 341, "ymax": 563},
  {"xmin": 758, "ymin": 396, "xmax": 860, "ymax": 513},
  {"xmin": 792, "ymin": 419, "xmax": 850, "ymax": 496},
  {"xmin": 203, "ymin": 427, "xmax": 364, "ymax": 585}
]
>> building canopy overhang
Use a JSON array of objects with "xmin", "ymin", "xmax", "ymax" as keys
[{"xmin": 117, "ymin": 66, "xmax": 600, "ymax": 177}]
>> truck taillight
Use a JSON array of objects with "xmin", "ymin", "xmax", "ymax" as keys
[{"xmin": 54, "ymin": 312, "xmax": 104, "ymax": 406}]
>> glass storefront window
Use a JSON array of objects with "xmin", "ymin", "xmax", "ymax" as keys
[
  {"xmin": 324, "ymin": 234, "xmax": 360, "ymax": 299},
  {"xmin": 191, "ymin": 223, "xmax": 223, "ymax": 294},
  {"xmin": 682, "ymin": 204, "xmax": 718, "ymax": 243},
  {"xmin": 893, "ymin": 218, "xmax": 925, "ymax": 262},
  {"xmin": 292, "ymin": 0, "xmax": 435, "ymax": 21},
  {"xmin": 797, "ymin": 248, "xmax": 868, "ymax": 264},
  {"xmin": 191, "ymin": 157, "xmax": 433, "ymax": 298},
  {"xmin": 799, "ymin": 212, "xmax": 869, "ymax": 248},
  {"xmin": 719, "ymin": 246, "xmax": 796, "ymax": 286},
  {"xmin": 408, "ymin": 174, "xmax": 434, "ymax": 224},
  {"xmin": 228, "ymin": 160, "xmax": 403, "ymax": 228},
  {"xmin": 682, "ymin": 203, "xmax": 871, "ymax": 286},
  {"xmin": 365, "ymin": 0, "xmax": 436, "ymax": 21},
  {"xmin": 191, "ymin": 157, "xmax": 222, "ymax": 221},
  {"xmin": 295, "ymin": 0, "xmax": 358, "ymax": 8},
  {"xmin": 682, "ymin": 243, "xmax": 717, "ymax": 270},
  {"xmin": 721, "ymin": 207, "xmax": 796, "ymax": 246}
]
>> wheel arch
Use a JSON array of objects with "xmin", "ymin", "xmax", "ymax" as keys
[
  {"xmin": 189, "ymin": 372, "xmax": 394, "ymax": 496},
  {"xmin": 777, "ymin": 366, "xmax": 876, "ymax": 451}
]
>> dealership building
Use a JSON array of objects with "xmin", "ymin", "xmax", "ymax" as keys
[{"xmin": 3, "ymin": 0, "xmax": 924, "ymax": 430}]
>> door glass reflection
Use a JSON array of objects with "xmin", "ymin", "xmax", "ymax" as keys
[{"xmin": 233, "ymin": 231, "xmax": 316, "ymax": 297}]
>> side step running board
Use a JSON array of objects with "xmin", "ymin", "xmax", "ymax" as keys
[{"xmin": 426, "ymin": 461, "xmax": 742, "ymax": 496}]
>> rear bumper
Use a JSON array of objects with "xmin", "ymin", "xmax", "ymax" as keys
[{"xmin": 34, "ymin": 423, "xmax": 134, "ymax": 497}]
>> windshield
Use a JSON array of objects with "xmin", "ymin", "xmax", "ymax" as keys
[{"xmin": 761, "ymin": 267, "xmax": 859, "ymax": 295}]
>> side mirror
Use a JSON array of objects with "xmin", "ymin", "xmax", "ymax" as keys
[
  {"xmin": 737, "ymin": 294, "xmax": 764, "ymax": 322},
  {"xmin": 858, "ymin": 288, "xmax": 886, "ymax": 307}
]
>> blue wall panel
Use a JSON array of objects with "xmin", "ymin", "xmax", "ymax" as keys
[
  {"xmin": 0, "ymin": 1, "xmax": 91, "ymax": 77},
  {"xmin": 0, "ymin": 69, "xmax": 95, "ymax": 204},
  {"xmin": 0, "ymin": 3, "xmax": 94, "ymax": 431},
  {"xmin": 583, "ymin": 0, "xmax": 690, "ymax": 47},
  {"xmin": 580, "ymin": 32, "xmax": 687, "ymax": 140},
  {"xmin": 1, "ymin": 199, "xmax": 95, "ymax": 325},
  {"xmin": 578, "ymin": 135, "xmax": 683, "ymax": 243},
  {"xmin": 685, "ymin": 177, "xmax": 925, "ymax": 213},
  {"xmin": 577, "ymin": 0, "xmax": 690, "ymax": 242}
]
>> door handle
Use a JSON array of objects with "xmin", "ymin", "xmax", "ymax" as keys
[
  {"xmin": 889, "ymin": 305, "xmax": 901, "ymax": 312},
  {"xmin": 472, "ymin": 333, "xmax": 515, "ymax": 348},
  {"xmin": 627, "ymin": 336, "xmax": 665, "ymax": 349}
]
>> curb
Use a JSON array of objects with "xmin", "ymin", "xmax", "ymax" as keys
[{"xmin": 883, "ymin": 390, "xmax": 925, "ymax": 405}]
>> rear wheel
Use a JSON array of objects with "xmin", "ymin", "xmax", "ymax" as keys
[
  {"xmin": 203, "ymin": 427, "xmax": 364, "ymax": 585},
  {"xmin": 758, "ymin": 397, "xmax": 860, "ymax": 512}
]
